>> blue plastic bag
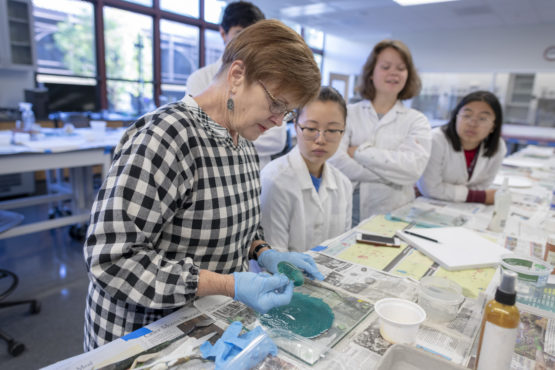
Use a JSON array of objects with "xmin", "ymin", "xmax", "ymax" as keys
[{"xmin": 200, "ymin": 321, "xmax": 277, "ymax": 370}]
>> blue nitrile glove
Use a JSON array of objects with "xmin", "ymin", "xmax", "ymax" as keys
[
  {"xmin": 200, "ymin": 321, "xmax": 278, "ymax": 370},
  {"xmin": 233, "ymin": 271, "xmax": 293, "ymax": 313},
  {"xmin": 257, "ymin": 249, "xmax": 325, "ymax": 281}
]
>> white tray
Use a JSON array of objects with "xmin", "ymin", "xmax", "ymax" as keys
[{"xmin": 376, "ymin": 344, "xmax": 467, "ymax": 370}]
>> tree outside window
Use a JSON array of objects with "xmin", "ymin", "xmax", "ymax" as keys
[{"xmin": 104, "ymin": 7, "xmax": 153, "ymax": 115}]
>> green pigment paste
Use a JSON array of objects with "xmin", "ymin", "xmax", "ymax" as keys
[
  {"xmin": 260, "ymin": 292, "xmax": 334, "ymax": 338},
  {"xmin": 278, "ymin": 261, "xmax": 305, "ymax": 286}
]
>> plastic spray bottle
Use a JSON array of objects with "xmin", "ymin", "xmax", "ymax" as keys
[
  {"xmin": 488, "ymin": 177, "xmax": 511, "ymax": 232},
  {"xmin": 19, "ymin": 102, "xmax": 35, "ymax": 131},
  {"xmin": 475, "ymin": 270, "xmax": 520, "ymax": 370}
]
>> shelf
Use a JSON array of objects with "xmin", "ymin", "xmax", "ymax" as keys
[
  {"xmin": 7, "ymin": 16, "xmax": 28, "ymax": 23},
  {"xmin": 9, "ymin": 41, "xmax": 30, "ymax": 47},
  {"xmin": 7, "ymin": 4, "xmax": 28, "ymax": 22},
  {"xmin": 512, "ymin": 89, "xmax": 533, "ymax": 95}
]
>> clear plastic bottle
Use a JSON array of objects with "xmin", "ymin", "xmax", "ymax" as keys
[
  {"xmin": 488, "ymin": 177, "xmax": 511, "ymax": 232},
  {"xmin": 19, "ymin": 102, "xmax": 35, "ymax": 131},
  {"xmin": 475, "ymin": 270, "xmax": 520, "ymax": 370}
]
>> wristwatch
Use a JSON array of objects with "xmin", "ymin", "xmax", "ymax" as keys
[{"xmin": 251, "ymin": 243, "xmax": 271, "ymax": 261}]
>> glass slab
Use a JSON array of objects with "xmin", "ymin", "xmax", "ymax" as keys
[{"xmin": 219, "ymin": 281, "xmax": 374, "ymax": 366}]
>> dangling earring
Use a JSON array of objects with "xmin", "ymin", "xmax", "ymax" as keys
[{"xmin": 227, "ymin": 98, "xmax": 234, "ymax": 111}]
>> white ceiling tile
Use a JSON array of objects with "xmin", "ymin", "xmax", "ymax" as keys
[{"xmin": 251, "ymin": 0, "xmax": 555, "ymax": 43}]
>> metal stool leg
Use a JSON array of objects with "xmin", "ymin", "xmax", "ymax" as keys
[
  {"xmin": 0, "ymin": 269, "xmax": 41, "ymax": 356},
  {"xmin": 0, "ymin": 328, "xmax": 25, "ymax": 356}
]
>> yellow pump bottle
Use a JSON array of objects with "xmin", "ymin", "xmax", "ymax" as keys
[{"xmin": 475, "ymin": 270, "xmax": 520, "ymax": 370}]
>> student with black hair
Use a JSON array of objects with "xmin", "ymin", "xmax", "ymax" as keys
[
  {"xmin": 417, "ymin": 91, "xmax": 507, "ymax": 204},
  {"xmin": 187, "ymin": 1, "xmax": 265, "ymax": 95},
  {"xmin": 260, "ymin": 87, "xmax": 352, "ymax": 252}
]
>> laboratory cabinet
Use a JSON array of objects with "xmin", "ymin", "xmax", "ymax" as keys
[
  {"xmin": 415, "ymin": 72, "xmax": 555, "ymax": 127},
  {"xmin": 0, "ymin": 0, "xmax": 35, "ymax": 69}
]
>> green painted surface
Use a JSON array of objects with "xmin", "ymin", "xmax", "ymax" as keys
[
  {"xmin": 260, "ymin": 292, "xmax": 334, "ymax": 338},
  {"xmin": 278, "ymin": 261, "xmax": 305, "ymax": 287}
]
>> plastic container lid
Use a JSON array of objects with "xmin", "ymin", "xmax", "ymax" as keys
[
  {"xmin": 419, "ymin": 276, "xmax": 464, "ymax": 306},
  {"xmin": 500, "ymin": 253, "xmax": 553, "ymax": 279}
]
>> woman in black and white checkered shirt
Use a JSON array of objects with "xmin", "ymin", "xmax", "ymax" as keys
[{"xmin": 83, "ymin": 19, "xmax": 324, "ymax": 350}]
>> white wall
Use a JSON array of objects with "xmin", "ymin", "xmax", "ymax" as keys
[
  {"xmin": 395, "ymin": 23, "xmax": 555, "ymax": 73},
  {"xmin": 322, "ymin": 23, "xmax": 555, "ymax": 96},
  {"xmin": 322, "ymin": 34, "xmax": 378, "ymax": 100},
  {"xmin": 0, "ymin": 69, "xmax": 34, "ymax": 108}
]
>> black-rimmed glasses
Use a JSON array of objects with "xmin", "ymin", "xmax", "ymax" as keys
[{"xmin": 258, "ymin": 80, "xmax": 297, "ymax": 122}]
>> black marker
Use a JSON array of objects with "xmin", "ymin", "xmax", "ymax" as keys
[{"xmin": 404, "ymin": 230, "xmax": 439, "ymax": 244}]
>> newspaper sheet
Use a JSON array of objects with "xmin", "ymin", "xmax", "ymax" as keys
[
  {"xmin": 388, "ymin": 197, "xmax": 483, "ymax": 229},
  {"xmin": 517, "ymin": 283, "xmax": 555, "ymax": 315},
  {"xmin": 510, "ymin": 308, "xmax": 555, "ymax": 369},
  {"xmin": 345, "ymin": 297, "xmax": 484, "ymax": 367},
  {"xmin": 44, "ymin": 305, "xmax": 220, "ymax": 370},
  {"xmin": 307, "ymin": 251, "xmax": 419, "ymax": 302},
  {"xmin": 319, "ymin": 216, "xmax": 499, "ymax": 298}
]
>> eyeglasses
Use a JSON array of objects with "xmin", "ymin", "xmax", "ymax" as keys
[
  {"xmin": 258, "ymin": 80, "xmax": 297, "ymax": 122},
  {"xmin": 297, "ymin": 125, "xmax": 345, "ymax": 142},
  {"xmin": 457, "ymin": 113, "xmax": 494, "ymax": 126}
]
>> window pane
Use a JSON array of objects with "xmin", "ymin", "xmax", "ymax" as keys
[
  {"xmin": 107, "ymin": 80, "xmax": 154, "ymax": 116},
  {"xmin": 204, "ymin": 0, "xmax": 226, "ymax": 24},
  {"xmin": 161, "ymin": 83, "xmax": 186, "ymax": 105},
  {"xmin": 160, "ymin": 0, "xmax": 199, "ymax": 18},
  {"xmin": 204, "ymin": 29, "xmax": 223, "ymax": 66},
  {"xmin": 161, "ymin": 20, "xmax": 199, "ymax": 84},
  {"xmin": 33, "ymin": 0, "xmax": 95, "ymax": 76},
  {"xmin": 305, "ymin": 26, "xmax": 324, "ymax": 50},
  {"xmin": 281, "ymin": 20, "xmax": 301, "ymax": 35},
  {"xmin": 120, "ymin": 0, "xmax": 152, "ymax": 6},
  {"xmin": 104, "ymin": 7, "xmax": 153, "ymax": 82},
  {"xmin": 314, "ymin": 53, "xmax": 322, "ymax": 71}
]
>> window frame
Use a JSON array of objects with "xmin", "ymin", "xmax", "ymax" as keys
[
  {"xmin": 92, "ymin": 0, "xmax": 218, "ymax": 109},
  {"xmin": 34, "ymin": 1, "xmax": 326, "ymax": 114}
]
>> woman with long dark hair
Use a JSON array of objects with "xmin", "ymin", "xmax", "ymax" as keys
[{"xmin": 417, "ymin": 90, "xmax": 506, "ymax": 204}]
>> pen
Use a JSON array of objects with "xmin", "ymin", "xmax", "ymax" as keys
[{"xmin": 404, "ymin": 230, "xmax": 439, "ymax": 244}]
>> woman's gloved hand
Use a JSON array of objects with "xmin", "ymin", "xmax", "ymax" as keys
[
  {"xmin": 257, "ymin": 249, "xmax": 325, "ymax": 281},
  {"xmin": 233, "ymin": 272, "xmax": 293, "ymax": 313}
]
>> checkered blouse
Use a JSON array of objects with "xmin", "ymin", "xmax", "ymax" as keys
[{"xmin": 84, "ymin": 95, "xmax": 262, "ymax": 350}]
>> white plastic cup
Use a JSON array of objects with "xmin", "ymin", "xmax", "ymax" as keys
[{"xmin": 375, "ymin": 298, "xmax": 426, "ymax": 344}]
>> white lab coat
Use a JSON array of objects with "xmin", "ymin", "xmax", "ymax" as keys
[
  {"xmin": 417, "ymin": 127, "xmax": 507, "ymax": 202},
  {"xmin": 329, "ymin": 100, "xmax": 431, "ymax": 219},
  {"xmin": 260, "ymin": 146, "xmax": 352, "ymax": 252},
  {"xmin": 186, "ymin": 58, "xmax": 222, "ymax": 96},
  {"xmin": 186, "ymin": 58, "xmax": 287, "ymax": 169}
]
